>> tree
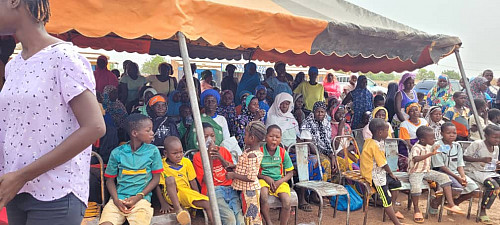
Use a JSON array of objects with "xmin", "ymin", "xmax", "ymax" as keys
[
  {"xmin": 141, "ymin": 55, "xmax": 165, "ymax": 75},
  {"xmin": 416, "ymin": 68, "xmax": 435, "ymax": 80},
  {"xmin": 363, "ymin": 72, "xmax": 396, "ymax": 81},
  {"xmin": 441, "ymin": 69, "xmax": 460, "ymax": 80}
]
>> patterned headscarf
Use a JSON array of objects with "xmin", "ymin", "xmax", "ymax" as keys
[
  {"xmin": 313, "ymin": 101, "xmax": 327, "ymax": 112},
  {"xmin": 405, "ymin": 102, "xmax": 421, "ymax": 115},
  {"xmin": 399, "ymin": 73, "xmax": 416, "ymax": 91}
]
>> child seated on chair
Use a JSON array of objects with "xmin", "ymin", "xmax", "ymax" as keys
[
  {"xmin": 155, "ymin": 136, "xmax": 213, "ymax": 225},
  {"xmin": 258, "ymin": 125, "xmax": 294, "ymax": 225},
  {"xmin": 227, "ymin": 121, "xmax": 266, "ymax": 225},
  {"xmin": 100, "ymin": 114, "xmax": 164, "ymax": 225},
  {"xmin": 463, "ymin": 125, "xmax": 500, "ymax": 225},
  {"xmin": 443, "ymin": 92, "xmax": 469, "ymax": 141},
  {"xmin": 429, "ymin": 122, "xmax": 479, "ymax": 215},
  {"xmin": 360, "ymin": 118, "xmax": 405, "ymax": 225},
  {"xmin": 408, "ymin": 126, "xmax": 464, "ymax": 224},
  {"xmin": 193, "ymin": 123, "xmax": 244, "ymax": 225}
]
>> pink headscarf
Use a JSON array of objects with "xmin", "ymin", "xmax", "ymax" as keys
[{"xmin": 398, "ymin": 72, "xmax": 416, "ymax": 92}]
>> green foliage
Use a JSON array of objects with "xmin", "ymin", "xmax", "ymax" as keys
[
  {"xmin": 416, "ymin": 68, "xmax": 435, "ymax": 80},
  {"xmin": 141, "ymin": 55, "xmax": 165, "ymax": 75},
  {"xmin": 362, "ymin": 72, "xmax": 396, "ymax": 81},
  {"xmin": 441, "ymin": 70, "xmax": 461, "ymax": 80}
]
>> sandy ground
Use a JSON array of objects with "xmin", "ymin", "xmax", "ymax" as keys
[{"xmin": 191, "ymin": 194, "xmax": 500, "ymax": 225}]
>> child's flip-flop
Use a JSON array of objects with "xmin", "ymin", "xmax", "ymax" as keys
[
  {"xmin": 443, "ymin": 205, "xmax": 465, "ymax": 215},
  {"xmin": 479, "ymin": 215, "xmax": 494, "ymax": 225},
  {"xmin": 395, "ymin": 211, "xmax": 405, "ymax": 220},
  {"xmin": 176, "ymin": 210, "xmax": 191, "ymax": 225},
  {"xmin": 413, "ymin": 212, "xmax": 424, "ymax": 223}
]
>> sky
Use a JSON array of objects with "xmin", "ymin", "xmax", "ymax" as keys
[
  {"xmin": 86, "ymin": 0, "xmax": 500, "ymax": 78},
  {"xmin": 345, "ymin": 0, "xmax": 500, "ymax": 77}
]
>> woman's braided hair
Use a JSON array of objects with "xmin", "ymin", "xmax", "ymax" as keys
[
  {"xmin": 24, "ymin": 0, "xmax": 51, "ymax": 24},
  {"xmin": 246, "ymin": 121, "xmax": 266, "ymax": 141}
]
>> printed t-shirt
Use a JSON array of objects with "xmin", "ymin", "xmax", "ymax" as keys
[{"xmin": 193, "ymin": 147, "xmax": 233, "ymax": 195}]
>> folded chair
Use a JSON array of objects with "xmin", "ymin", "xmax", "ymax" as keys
[
  {"xmin": 290, "ymin": 142, "xmax": 350, "ymax": 225},
  {"xmin": 81, "ymin": 151, "xmax": 105, "ymax": 225}
]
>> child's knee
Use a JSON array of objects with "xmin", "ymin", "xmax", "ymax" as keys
[{"xmin": 279, "ymin": 194, "xmax": 291, "ymax": 209}]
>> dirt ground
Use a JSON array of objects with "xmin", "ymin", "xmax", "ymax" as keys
[{"xmin": 191, "ymin": 194, "xmax": 500, "ymax": 225}]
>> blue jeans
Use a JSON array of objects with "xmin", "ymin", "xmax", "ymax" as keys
[
  {"xmin": 6, "ymin": 193, "xmax": 86, "ymax": 225},
  {"xmin": 215, "ymin": 186, "xmax": 244, "ymax": 225}
]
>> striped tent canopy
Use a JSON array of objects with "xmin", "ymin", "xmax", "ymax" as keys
[{"xmin": 46, "ymin": 0, "xmax": 461, "ymax": 73}]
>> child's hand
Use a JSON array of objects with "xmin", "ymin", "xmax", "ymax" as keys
[
  {"xmin": 122, "ymin": 195, "xmax": 141, "ymax": 209},
  {"xmin": 482, "ymin": 157, "xmax": 493, "ymax": 163},
  {"xmin": 432, "ymin": 145, "xmax": 440, "ymax": 155},
  {"xmin": 460, "ymin": 177, "xmax": 467, "ymax": 186},
  {"xmin": 226, "ymin": 165, "xmax": 236, "ymax": 172},
  {"xmin": 159, "ymin": 202, "xmax": 173, "ymax": 214},
  {"xmin": 271, "ymin": 180, "xmax": 282, "ymax": 193},
  {"xmin": 263, "ymin": 176, "xmax": 275, "ymax": 190},
  {"xmin": 113, "ymin": 199, "xmax": 132, "ymax": 214},
  {"xmin": 226, "ymin": 172, "xmax": 235, "ymax": 180},
  {"xmin": 256, "ymin": 109, "xmax": 266, "ymax": 120}
]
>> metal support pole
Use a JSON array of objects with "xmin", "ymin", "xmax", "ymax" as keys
[
  {"xmin": 177, "ymin": 31, "xmax": 222, "ymax": 225},
  {"xmin": 454, "ymin": 49, "xmax": 485, "ymax": 139}
]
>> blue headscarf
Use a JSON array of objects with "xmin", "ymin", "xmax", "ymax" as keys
[
  {"xmin": 255, "ymin": 84, "xmax": 267, "ymax": 94},
  {"xmin": 166, "ymin": 90, "xmax": 183, "ymax": 116},
  {"xmin": 200, "ymin": 89, "xmax": 221, "ymax": 107},
  {"xmin": 235, "ymin": 62, "xmax": 261, "ymax": 105}
]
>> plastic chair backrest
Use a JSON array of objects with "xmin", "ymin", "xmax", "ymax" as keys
[
  {"xmin": 457, "ymin": 141, "xmax": 472, "ymax": 151},
  {"xmin": 384, "ymin": 138, "xmax": 406, "ymax": 171},
  {"xmin": 184, "ymin": 149, "xmax": 199, "ymax": 161}
]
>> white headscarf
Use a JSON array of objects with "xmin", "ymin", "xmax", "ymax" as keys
[{"xmin": 266, "ymin": 93, "xmax": 297, "ymax": 131}]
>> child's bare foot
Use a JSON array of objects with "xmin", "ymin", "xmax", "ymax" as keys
[{"xmin": 176, "ymin": 210, "xmax": 191, "ymax": 225}]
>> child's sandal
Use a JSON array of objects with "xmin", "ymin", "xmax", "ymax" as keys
[{"xmin": 176, "ymin": 210, "xmax": 191, "ymax": 225}]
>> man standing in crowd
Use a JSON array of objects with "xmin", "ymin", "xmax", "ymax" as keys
[{"xmin": 294, "ymin": 67, "xmax": 325, "ymax": 111}]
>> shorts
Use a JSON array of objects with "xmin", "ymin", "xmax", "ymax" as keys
[
  {"xmin": 448, "ymin": 174, "xmax": 479, "ymax": 194},
  {"xmin": 386, "ymin": 174, "xmax": 402, "ymax": 191},
  {"xmin": 164, "ymin": 187, "xmax": 209, "ymax": 209},
  {"xmin": 409, "ymin": 171, "xmax": 451, "ymax": 196},
  {"xmin": 259, "ymin": 179, "xmax": 291, "ymax": 197},
  {"xmin": 99, "ymin": 199, "xmax": 153, "ymax": 225},
  {"xmin": 374, "ymin": 185, "xmax": 393, "ymax": 208}
]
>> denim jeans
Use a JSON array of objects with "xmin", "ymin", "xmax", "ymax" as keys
[
  {"xmin": 6, "ymin": 193, "xmax": 86, "ymax": 225},
  {"xmin": 215, "ymin": 186, "xmax": 244, "ymax": 225}
]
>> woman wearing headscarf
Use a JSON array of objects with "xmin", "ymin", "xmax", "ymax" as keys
[
  {"xmin": 384, "ymin": 82, "xmax": 399, "ymax": 123},
  {"xmin": 147, "ymin": 94, "xmax": 180, "ymax": 148},
  {"xmin": 362, "ymin": 106, "xmax": 394, "ymax": 139},
  {"xmin": 94, "ymin": 55, "xmax": 118, "ymax": 94},
  {"xmin": 427, "ymin": 74, "xmax": 455, "ymax": 111},
  {"xmin": 301, "ymin": 101, "xmax": 335, "ymax": 181},
  {"xmin": 235, "ymin": 95, "xmax": 266, "ymax": 148},
  {"xmin": 217, "ymin": 90, "xmax": 237, "ymax": 136},
  {"xmin": 200, "ymin": 89, "xmax": 230, "ymax": 140},
  {"xmin": 255, "ymin": 84, "xmax": 270, "ymax": 113},
  {"xmin": 426, "ymin": 106, "xmax": 445, "ymax": 141},
  {"xmin": 342, "ymin": 75, "xmax": 374, "ymax": 129},
  {"xmin": 323, "ymin": 73, "xmax": 341, "ymax": 99},
  {"xmin": 235, "ymin": 62, "xmax": 261, "ymax": 105},
  {"xmin": 266, "ymin": 93, "xmax": 299, "ymax": 148},
  {"xmin": 119, "ymin": 62, "xmax": 147, "ymax": 105},
  {"xmin": 102, "ymin": 85, "xmax": 127, "ymax": 129},
  {"xmin": 235, "ymin": 91, "xmax": 251, "ymax": 116},
  {"xmin": 392, "ymin": 73, "xmax": 418, "ymax": 137},
  {"xmin": 166, "ymin": 90, "xmax": 183, "ymax": 117},
  {"xmin": 467, "ymin": 76, "xmax": 489, "ymax": 108},
  {"xmin": 133, "ymin": 87, "xmax": 157, "ymax": 116},
  {"xmin": 146, "ymin": 62, "xmax": 177, "ymax": 95}
]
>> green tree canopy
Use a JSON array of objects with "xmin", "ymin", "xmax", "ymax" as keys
[
  {"xmin": 362, "ymin": 72, "xmax": 396, "ymax": 81},
  {"xmin": 416, "ymin": 68, "xmax": 435, "ymax": 80},
  {"xmin": 441, "ymin": 69, "xmax": 460, "ymax": 80},
  {"xmin": 141, "ymin": 55, "xmax": 165, "ymax": 75}
]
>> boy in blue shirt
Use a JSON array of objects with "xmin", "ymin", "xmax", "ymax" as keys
[{"xmin": 99, "ymin": 114, "xmax": 163, "ymax": 225}]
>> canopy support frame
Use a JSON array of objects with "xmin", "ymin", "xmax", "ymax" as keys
[
  {"xmin": 454, "ymin": 49, "xmax": 484, "ymax": 139},
  {"xmin": 177, "ymin": 31, "xmax": 222, "ymax": 225}
]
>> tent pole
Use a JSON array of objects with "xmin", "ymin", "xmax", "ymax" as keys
[
  {"xmin": 177, "ymin": 31, "xmax": 222, "ymax": 225},
  {"xmin": 454, "ymin": 49, "xmax": 485, "ymax": 139}
]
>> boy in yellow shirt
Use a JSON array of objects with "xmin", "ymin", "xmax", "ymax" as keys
[
  {"xmin": 360, "ymin": 118, "xmax": 406, "ymax": 225},
  {"xmin": 155, "ymin": 136, "xmax": 213, "ymax": 225}
]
